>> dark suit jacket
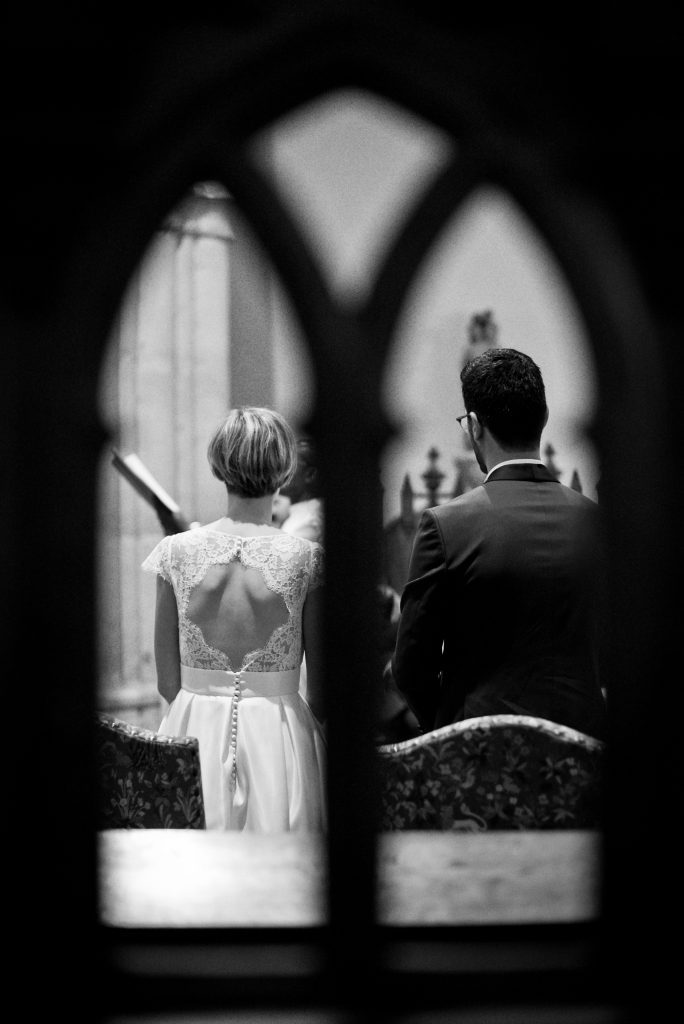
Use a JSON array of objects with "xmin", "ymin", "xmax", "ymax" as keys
[{"xmin": 391, "ymin": 463, "xmax": 607, "ymax": 740}]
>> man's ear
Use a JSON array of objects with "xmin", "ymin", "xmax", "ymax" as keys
[
  {"xmin": 469, "ymin": 411, "xmax": 484, "ymax": 441},
  {"xmin": 543, "ymin": 406, "xmax": 549, "ymax": 428}
]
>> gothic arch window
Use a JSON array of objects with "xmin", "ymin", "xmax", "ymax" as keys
[{"xmin": 98, "ymin": 68, "xmax": 658, "ymax": 1008}]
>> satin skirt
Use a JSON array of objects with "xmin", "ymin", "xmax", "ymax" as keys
[{"xmin": 159, "ymin": 665, "xmax": 327, "ymax": 832}]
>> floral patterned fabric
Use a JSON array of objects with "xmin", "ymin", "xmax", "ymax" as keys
[
  {"xmin": 96, "ymin": 713, "xmax": 206, "ymax": 829},
  {"xmin": 377, "ymin": 714, "xmax": 604, "ymax": 831}
]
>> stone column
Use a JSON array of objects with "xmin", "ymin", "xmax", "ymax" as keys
[{"xmin": 97, "ymin": 183, "xmax": 235, "ymax": 728}]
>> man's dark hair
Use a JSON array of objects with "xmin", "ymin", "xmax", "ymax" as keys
[
  {"xmin": 297, "ymin": 436, "xmax": 324, "ymax": 497},
  {"xmin": 460, "ymin": 348, "xmax": 547, "ymax": 448},
  {"xmin": 297, "ymin": 436, "xmax": 318, "ymax": 470}
]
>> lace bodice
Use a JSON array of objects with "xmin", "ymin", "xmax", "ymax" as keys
[{"xmin": 142, "ymin": 527, "xmax": 324, "ymax": 673}]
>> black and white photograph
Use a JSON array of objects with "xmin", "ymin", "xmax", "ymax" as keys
[{"xmin": 3, "ymin": 4, "xmax": 680, "ymax": 1022}]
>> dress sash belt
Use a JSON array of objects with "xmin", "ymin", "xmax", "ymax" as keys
[
  {"xmin": 179, "ymin": 664, "xmax": 301, "ymax": 790},
  {"xmin": 180, "ymin": 664, "xmax": 300, "ymax": 698}
]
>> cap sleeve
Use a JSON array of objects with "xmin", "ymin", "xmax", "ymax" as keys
[
  {"xmin": 141, "ymin": 535, "xmax": 173, "ymax": 584},
  {"xmin": 308, "ymin": 542, "xmax": 325, "ymax": 591}
]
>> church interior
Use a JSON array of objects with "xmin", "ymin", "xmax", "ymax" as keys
[{"xmin": 2, "ymin": 4, "xmax": 682, "ymax": 1022}]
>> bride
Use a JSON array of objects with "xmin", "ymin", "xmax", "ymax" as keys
[{"xmin": 142, "ymin": 406, "xmax": 326, "ymax": 832}]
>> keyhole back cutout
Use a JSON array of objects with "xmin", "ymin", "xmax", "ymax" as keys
[{"xmin": 186, "ymin": 562, "xmax": 289, "ymax": 669}]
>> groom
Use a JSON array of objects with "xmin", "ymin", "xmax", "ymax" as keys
[{"xmin": 391, "ymin": 347, "xmax": 607, "ymax": 740}]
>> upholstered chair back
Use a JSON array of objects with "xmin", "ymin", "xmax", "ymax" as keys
[
  {"xmin": 377, "ymin": 714, "xmax": 604, "ymax": 831},
  {"xmin": 95, "ymin": 712, "xmax": 206, "ymax": 829}
]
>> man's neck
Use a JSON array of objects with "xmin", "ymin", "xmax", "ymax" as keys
[{"xmin": 482, "ymin": 441, "xmax": 541, "ymax": 473}]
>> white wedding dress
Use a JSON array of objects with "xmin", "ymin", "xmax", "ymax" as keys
[{"xmin": 142, "ymin": 526, "xmax": 327, "ymax": 832}]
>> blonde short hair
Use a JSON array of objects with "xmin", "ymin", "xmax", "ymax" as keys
[{"xmin": 207, "ymin": 407, "xmax": 297, "ymax": 497}]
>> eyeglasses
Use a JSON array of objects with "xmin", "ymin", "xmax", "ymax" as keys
[{"xmin": 456, "ymin": 413, "xmax": 470, "ymax": 432}]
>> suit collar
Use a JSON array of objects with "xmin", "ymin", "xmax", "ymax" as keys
[{"xmin": 485, "ymin": 461, "xmax": 557, "ymax": 484}]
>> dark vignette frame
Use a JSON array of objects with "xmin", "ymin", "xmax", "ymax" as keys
[{"xmin": 5, "ymin": 6, "xmax": 678, "ymax": 1023}]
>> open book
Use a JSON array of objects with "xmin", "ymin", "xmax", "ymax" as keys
[{"xmin": 111, "ymin": 448, "xmax": 191, "ymax": 535}]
